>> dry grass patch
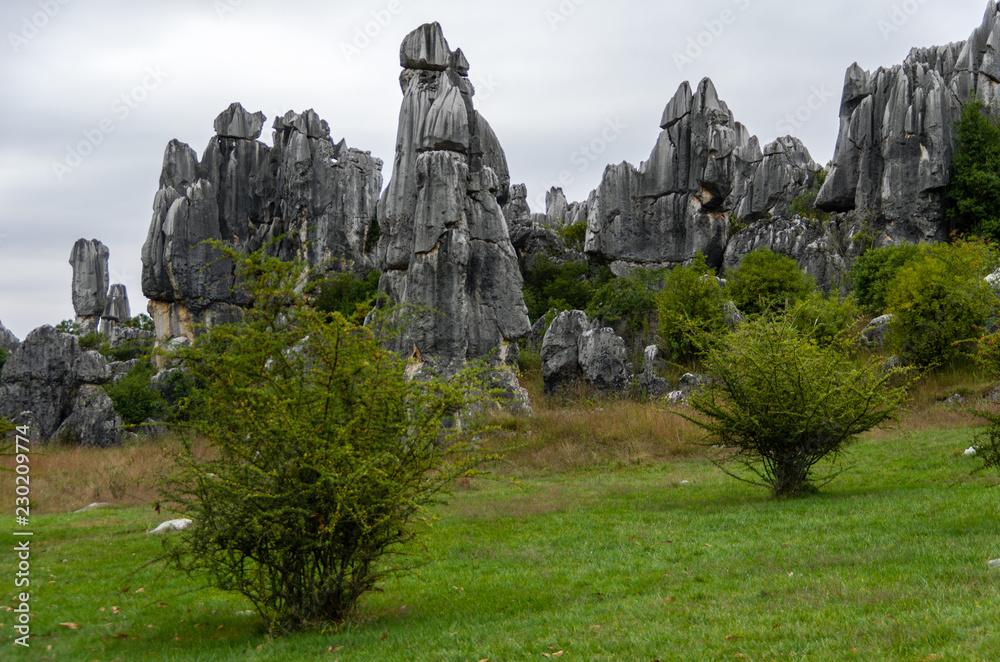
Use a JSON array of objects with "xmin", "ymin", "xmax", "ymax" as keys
[{"xmin": 0, "ymin": 434, "xmax": 187, "ymax": 514}]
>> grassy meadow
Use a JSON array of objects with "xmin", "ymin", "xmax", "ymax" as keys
[{"xmin": 2, "ymin": 366, "xmax": 1000, "ymax": 661}]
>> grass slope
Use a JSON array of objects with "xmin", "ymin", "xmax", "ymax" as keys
[{"xmin": 3, "ymin": 425, "xmax": 999, "ymax": 661}]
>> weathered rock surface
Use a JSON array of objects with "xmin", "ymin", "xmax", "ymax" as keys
[
  {"xmin": 72, "ymin": 350, "xmax": 112, "ymax": 385},
  {"xmin": 0, "ymin": 319, "xmax": 20, "ymax": 353},
  {"xmin": 577, "ymin": 328, "xmax": 631, "ymax": 391},
  {"xmin": 142, "ymin": 101, "xmax": 383, "ymax": 341},
  {"xmin": 69, "ymin": 239, "xmax": 110, "ymax": 329},
  {"xmin": 583, "ymin": 78, "xmax": 820, "ymax": 271},
  {"xmin": 51, "ymin": 385, "xmax": 122, "ymax": 447},
  {"xmin": 376, "ymin": 23, "xmax": 530, "ymax": 375},
  {"xmin": 541, "ymin": 310, "xmax": 592, "ymax": 390},
  {"xmin": 0, "ymin": 326, "xmax": 80, "ymax": 440},
  {"xmin": 638, "ymin": 344, "xmax": 671, "ymax": 397},
  {"xmin": 860, "ymin": 314, "xmax": 895, "ymax": 347},
  {"xmin": 818, "ymin": 2, "xmax": 1000, "ymax": 243},
  {"xmin": 149, "ymin": 518, "xmax": 193, "ymax": 534}
]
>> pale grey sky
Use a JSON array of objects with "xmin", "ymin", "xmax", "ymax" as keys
[{"xmin": 0, "ymin": 0, "xmax": 993, "ymax": 339}]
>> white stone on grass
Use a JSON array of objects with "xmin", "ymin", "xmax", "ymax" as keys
[{"xmin": 148, "ymin": 518, "xmax": 193, "ymax": 534}]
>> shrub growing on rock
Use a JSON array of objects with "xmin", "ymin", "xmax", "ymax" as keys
[
  {"xmin": 587, "ymin": 267, "xmax": 664, "ymax": 335},
  {"xmin": 724, "ymin": 247, "xmax": 814, "ymax": 317},
  {"xmin": 682, "ymin": 315, "xmax": 910, "ymax": 497},
  {"xmin": 159, "ymin": 246, "xmax": 492, "ymax": 631},
  {"xmin": 104, "ymin": 360, "xmax": 162, "ymax": 425},
  {"xmin": 787, "ymin": 291, "xmax": 863, "ymax": 351}
]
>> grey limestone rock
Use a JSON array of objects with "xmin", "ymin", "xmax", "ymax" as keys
[
  {"xmin": 100, "ymin": 283, "xmax": 131, "ymax": 334},
  {"xmin": 376, "ymin": 23, "xmax": 529, "ymax": 375},
  {"xmin": 639, "ymin": 344, "xmax": 671, "ymax": 397},
  {"xmin": 52, "ymin": 384, "xmax": 122, "ymax": 447},
  {"xmin": 73, "ymin": 350, "xmax": 112, "ymax": 385},
  {"xmin": 577, "ymin": 328, "xmax": 631, "ymax": 391},
  {"xmin": 213, "ymin": 101, "xmax": 266, "ymax": 139},
  {"xmin": 540, "ymin": 310, "xmax": 591, "ymax": 392},
  {"xmin": 0, "ymin": 326, "xmax": 80, "ymax": 440},
  {"xmin": 817, "ymin": 3, "xmax": 1000, "ymax": 242},
  {"xmin": 0, "ymin": 319, "xmax": 20, "ymax": 353},
  {"xmin": 860, "ymin": 314, "xmax": 895, "ymax": 348},
  {"xmin": 142, "ymin": 102, "xmax": 383, "ymax": 341},
  {"xmin": 69, "ymin": 239, "xmax": 110, "ymax": 327},
  {"xmin": 400, "ymin": 21, "xmax": 451, "ymax": 70}
]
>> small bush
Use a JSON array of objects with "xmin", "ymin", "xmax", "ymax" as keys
[
  {"xmin": 787, "ymin": 291, "xmax": 862, "ymax": 351},
  {"xmin": 160, "ymin": 246, "xmax": 494, "ymax": 631},
  {"xmin": 310, "ymin": 270, "xmax": 381, "ymax": 322},
  {"xmin": 121, "ymin": 314, "xmax": 155, "ymax": 332},
  {"xmin": 656, "ymin": 252, "xmax": 728, "ymax": 361},
  {"xmin": 55, "ymin": 319, "xmax": 81, "ymax": 334},
  {"xmin": 78, "ymin": 332, "xmax": 107, "ymax": 352},
  {"xmin": 848, "ymin": 243, "xmax": 924, "ymax": 316},
  {"xmin": 725, "ymin": 248, "xmax": 815, "ymax": 317},
  {"xmin": 104, "ymin": 361, "xmax": 162, "ymax": 425},
  {"xmin": 886, "ymin": 239, "xmax": 999, "ymax": 367},
  {"xmin": 559, "ymin": 221, "xmax": 587, "ymax": 251},
  {"xmin": 0, "ymin": 346, "xmax": 8, "ymax": 373},
  {"xmin": 682, "ymin": 315, "xmax": 910, "ymax": 497},
  {"xmin": 103, "ymin": 339, "xmax": 151, "ymax": 362},
  {"xmin": 365, "ymin": 215, "xmax": 380, "ymax": 253}
]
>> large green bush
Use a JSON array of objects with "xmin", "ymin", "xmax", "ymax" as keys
[
  {"xmin": 104, "ymin": 360, "xmax": 162, "ymax": 425},
  {"xmin": 725, "ymin": 248, "xmax": 814, "ymax": 317},
  {"xmin": 787, "ymin": 291, "xmax": 863, "ymax": 351},
  {"xmin": 886, "ymin": 240, "xmax": 999, "ymax": 367},
  {"xmin": 587, "ymin": 267, "xmax": 664, "ymax": 334},
  {"xmin": 683, "ymin": 315, "xmax": 910, "ymax": 497},
  {"xmin": 946, "ymin": 96, "xmax": 1000, "ymax": 242},
  {"xmin": 656, "ymin": 252, "xmax": 728, "ymax": 360},
  {"xmin": 160, "ymin": 247, "xmax": 492, "ymax": 631},
  {"xmin": 848, "ymin": 243, "xmax": 924, "ymax": 316},
  {"xmin": 522, "ymin": 256, "xmax": 603, "ymax": 322}
]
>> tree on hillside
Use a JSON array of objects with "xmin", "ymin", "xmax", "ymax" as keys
[
  {"xmin": 159, "ymin": 246, "xmax": 494, "ymax": 631},
  {"xmin": 681, "ymin": 315, "xmax": 910, "ymax": 498},
  {"xmin": 946, "ymin": 96, "xmax": 1000, "ymax": 242}
]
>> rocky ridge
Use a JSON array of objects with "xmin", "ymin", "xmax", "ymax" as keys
[{"xmin": 141, "ymin": 102, "xmax": 383, "ymax": 342}]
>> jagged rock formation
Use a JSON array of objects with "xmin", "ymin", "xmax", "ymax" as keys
[
  {"xmin": 52, "ymin": 384, "xmax": 122, "ymax": 447},
  {"xmin": 69, "ymin": 239, "xmax": 110, "ymax": 331},
  {"xmin": 0, "ymin": 319, "xmax": 19, "ymax": 353},
  {"xmin": 583, "ymin": 78, "xmax": 820, "ymax": 272},
  {"xmin": 818, "ymin": 1, "xmax": 1000, "ymax": 243},
  {"xmin": 99, "ymin": 284, "xmax": 131, "ymax": 334},
  {"xmin": 540, "ymin": 310, "xmax": 631, "ymax": 393},
  {"xmin": 142, "ymin": 102, "xmax": 383, "ymax": 342},
  {"xmin": 375, "ymin": 22, "xmax": 530, "ymax": 374}
]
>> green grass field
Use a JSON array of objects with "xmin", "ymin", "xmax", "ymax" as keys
[{"xmin": 3, "ymin": 414, "xmax": 999, "ymax": 661}]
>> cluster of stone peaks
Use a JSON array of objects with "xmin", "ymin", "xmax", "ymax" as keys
[{"xmin": 138, "ymin": 2, "xmax": 1000, "ymax": 377}]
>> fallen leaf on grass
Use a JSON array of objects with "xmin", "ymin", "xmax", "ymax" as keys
[
  {"xmin": 665, "ymin": 597, "xmax": 676, "ymax": 602},
  {"xmin": 726, "ymin": 635, "xmax": 741, "ymax": 641},
  {"xmin": 156, "ymin": 603, "xmax": 168, "ymax": 608},
  {"xmin": 378, "ymin": 632, "xmax": 387, "ymax": 640},
  {"xmin": 112, "ymin": 606, "xmax": 121, "ymax": 614},
  {"xmin": 113, "ymin": 633, "xmax": 129, "ymax": 639},
  {"xmin": 217, "ymin": 625, "xmax": 225, "ymax": 630},
  {"xmin": 134, "ymin": 588, "xmax": 145, "ymax": 594},
  {"xmin": 58, "ymin": 622, "xmax": 79, "ymax": 630},
  {"xmin": 328, "ymin": 646, "xmax": 343, "ymax": 653}
]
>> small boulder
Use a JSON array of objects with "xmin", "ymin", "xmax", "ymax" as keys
[
  {"xmin": 149, "ymin": 518, "xmax": 193, "ymax": 534},
  {"xmin": 964, "ymin": 446, "xmax": 978, "ymax": 457},
  {"xmin": 577, "ymin": 328, "xmax": 631, "ymax": 391},
  {"xmin": 541, "ymin": 310, "xmax": 591, "ymax": 392},
  {"xmin": 51, "ymin": 384, "xmax": 123, "ymax": 447},
  {"xmin": 73, "ymin": 350, "xmax": 112, "ymax": 385},
  {"xmin": 860, "ymin": 314, "xmax": 894, "ymax": 348}
]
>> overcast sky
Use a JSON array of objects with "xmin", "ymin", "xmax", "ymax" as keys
[{"xmin": 0, "ymin": 0, "xmax": 994, "ymax": 340}]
